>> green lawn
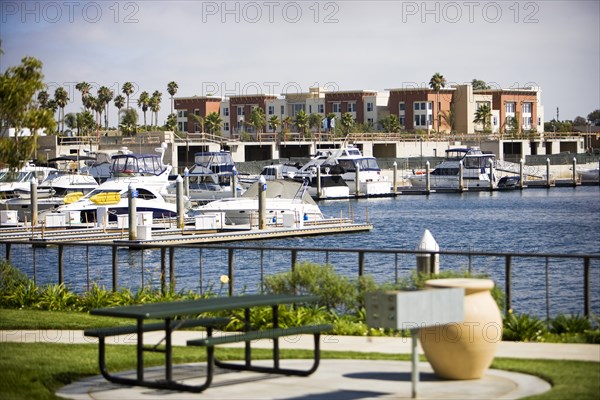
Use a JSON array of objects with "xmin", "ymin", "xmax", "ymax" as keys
[
  {"xmin": 1, "ymin": 308, "xmax": 599, "ymax": 399},
  {"xmin": 0, "ymin": 342, "xmax": 599, "ymax": 400}
]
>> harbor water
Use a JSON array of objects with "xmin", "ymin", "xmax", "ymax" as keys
[{"xmin": 4, "ymin": 186, "xmax": 599, "ymax": 318}]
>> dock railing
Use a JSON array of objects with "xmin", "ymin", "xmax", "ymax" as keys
[{"xmin": 1, "ymin": 241, "xmax": 598, "ymax": 319}]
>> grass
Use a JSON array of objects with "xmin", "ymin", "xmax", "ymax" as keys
[
  {"xmin": 0, "ymin": 341, "xmax": 599, "ymax": 400},
  {"xmin": 1, "ymin": 308, "xmax": 599, "ymax": 399}
]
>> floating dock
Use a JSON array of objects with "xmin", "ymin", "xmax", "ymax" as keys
[{"xmin": 0, "ymin": 219, "xmax": 372, "ymax": 246}]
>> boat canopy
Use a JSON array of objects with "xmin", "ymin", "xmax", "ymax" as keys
[
  {"xmin": 111, "ymin": 154, "xmax": 167, "ymax": 176},
  {"xmin": 191, "ymin": 152, "xmax": 236, "ymax": 175}
]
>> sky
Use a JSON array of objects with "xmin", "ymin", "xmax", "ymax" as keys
[{"xmin": 1, "ymin": 0, "xmax": 599, "ymax": 128}]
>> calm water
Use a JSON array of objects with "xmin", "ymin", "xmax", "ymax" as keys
[{"xmin": 5, "ymin": 186, "xmax": 599, "ymax": 317}]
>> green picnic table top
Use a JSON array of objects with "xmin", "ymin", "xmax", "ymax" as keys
[{"xmin": 89, "ymin": 294, "xmax": 320, "ymax": 319}]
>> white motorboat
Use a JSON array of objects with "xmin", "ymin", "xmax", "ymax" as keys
[
  {"xmin": 260, "ymin": 163, "xmax": 350, "ymax": 199},
  {"xmin": 259, "ymin": 144, "xmax": 387, "ymax": 197},
  {"xmin": 80, "ymin": 147, "xmax": 133, "ymax": 182},
  {"xmin": 171, "ymin": 151, "xmax": 245, "ymax": 202},
  {"xmin": 51, "ymin": 150, "xmax": 178, "ymax": 224},
  {"xmin": 0, "ymin": 164, "xmax": 57, "ymax": 199},
  {"xmin": 576, "ymin": 166, "xmax": 599, "ymax": 183},
  {"xmin": 408, "ymin": 147, "xmax": 496, "ymax": 189},
  {"xmin": 192, "ymin": 179, "xmax": 324, "ymax": 226}
]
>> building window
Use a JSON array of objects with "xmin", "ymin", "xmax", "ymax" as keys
[
  {"xmin": 309, "ymin": 105, "xmax": 312, "ymax": 114},
  {"xmin": 223, "ymin": 107, "xmax": 229, "ymax": 116},
  {"xmin": 414, "ymin": 115, "xmax": 420, "ymax": 126},
  {"xmin": 421, "ymin": 102, "xmax": 427, "ymax": 110},
  {"xmin": 280, "ymin": 105, "xmax": 285, "ymax": 115},
  {"xmin": 318, "ymin": 104, "xmax": 324, "ymax": 113},
  {"xmin": 237, "ymin": 106, "xmax": 244, "ymax": 116},
  {"xmin": 367, "ymin": 102, "xmax": 373, "ymax": 112},
  {"xmin": 414, "ymin": 103, "xmax": 419, "ymax": 111},
  {"xmin": 177, "ymin": 110, "xmax": 187, "ymax": 118},
  {"xmin": 268, "ymin": 105, "xmax": 274, "ymax": 115},
  {"xmin": 347, "ymin": 102, "xmax": 356, "ymax": 112},
  {"xmin": 399, "ymin": 102, "xmax": 405, "ymax": 111},
  {"xmin": 428, "ymin": 102, "xmax": 433, "ymax": 110},
  {"xmin": 290, "ymin": 103, "xmax": 305, "ymax": 117},
  {"xmin": 538, "ymin": 117, "xmax": 541, "ymax": 126},
  {"xmin": 367, "ymin": 118, "xmax": 374, "ymax": 125},
  {"xmin": 506, "ymin": 102, "xmax": 515, "ymax": 113},
  {"xmin": 493, "ymin": 116, "xmax": 498, "ymax": 125},
  {"xmin": 332, "ymin": 103, "xmax": 341, "ymax": 113},
  {"xmin": 399, "ymin": 116, "xmax": 405, "ymax": 125},
  {"xmin": 224, "ymin": 122, "xmax": 229, "ymax": 131},
  {"xmin": 522, "ymin": 102, "xmax": 532, "ymax": 113},
  {"xmin": 421, "ymin": 115, "xmax": 426, "ymax": 126}
]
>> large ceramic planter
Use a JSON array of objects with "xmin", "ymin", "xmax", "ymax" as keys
[{"xmin": 418, "ymin": 278, "xmax": 502, "ymax": 380}]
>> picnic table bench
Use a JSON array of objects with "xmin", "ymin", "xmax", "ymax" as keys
[{"xmin": 85, "ymin": 294, "xmax": 332, "ymax": 393}]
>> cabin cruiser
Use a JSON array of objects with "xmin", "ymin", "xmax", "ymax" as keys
[
  {"xmin": 80, "ymin": 147, "xmax": 133, "ymax": 182},
  {"xmin": 170, "ymin": 151, "xmax": 244, "ymax": 202},
  {"xmin": 261, "ymin": 163, "xmax": 350, "ymax": 199},
  {"xmin": 192, "ymin": 179, "xmax": 323, "ymax": 226},
  {"xmin": 258, "ymin": 144, "xmax": 387, "ymax": 197},
  {"xmin": 50, "ymin": 150, "xmax": 178, "ymax": 223},
  {"xmin": 576, "ymin": 166, "xmax": 599, "ymax": 183},
  {"xmin": 408, "ymin": 147, "xmax": 496, "ymax": 189},
  {"xmin": 0, "ymin": 164, "xmax": 57, "ymax": 199}
]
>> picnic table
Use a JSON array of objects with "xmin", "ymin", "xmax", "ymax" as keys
[{"xmin": 85, "ymin": 294, "xmax": 332, "ymax": 393}]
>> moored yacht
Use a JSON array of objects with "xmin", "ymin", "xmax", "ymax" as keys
[
  {"xmin": 408, "ymin": 147, "xmax": 496, "ymax": 189},
  {"xmin": 192, "ymin": 179, "xmax": 324, "ymax": 226}
]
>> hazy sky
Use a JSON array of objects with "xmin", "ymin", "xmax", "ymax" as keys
[{"xmin": 2, "ymin": 0, "xmax": 599, "ymax": 127}]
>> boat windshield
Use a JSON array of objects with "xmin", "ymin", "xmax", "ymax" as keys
[
  {"xmin": 338, "ymin": 158, "xmax": 380, "ymax": 172},
  {"xmin": 111, "ymin": 155, "xmax": 165, "ymax": 176},
  {"xmin": 192, "ymin": 152, "xmax": 235, "ymax": 175},
  {"xmin": 0, "ymin": 171, "xmax": 34, "ymax": 183}
]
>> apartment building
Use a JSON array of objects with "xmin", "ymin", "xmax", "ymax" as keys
[
  {"xmin": 173, "ymin": 96, "xmax": 221, "ymax": 133},
  {"xmin": 175, "ymin": 84, "xmax": 544, "ymax": 137},
  {"xmin": 387, "ymin": 87, "xmax": 455, "ymax": 132}
]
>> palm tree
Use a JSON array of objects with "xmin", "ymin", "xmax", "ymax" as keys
[
  {"xmin": 189, "ymin": 114, "xmax": 205, "ymax": 133},
  {"xmin": 114, "ymin": 95, "xmax": 125, "ymax": 134},
  {"xmin": 137, "ymin": 91, "xmax": 150, "ymax": 130},
  {"xmin": 441, "ymin": 103, "xmax": 456, "ymax": 133},
  {"xmin": 473, "ymin": 103, "xmax": 492, "ymax": 132},
  {"xmin": 340, "ymin": 112, "xmax": 355, "ymax": 135},
  {"xmin": 150, "ymin": 90, "xmax": 162, "ymax": 127},
  {"xmin": 37, "ymin": 90, "xmax": 49, "ymax": 109},
  {"xmin": 97, "ymin": 86, "xmax": 114, "ymax": 130},
  {"xmin": 282, "ymin": 116, "xmax": 293, "ymax": 134},
  {"xmin": 119, "ymin": 108, "xmax": 138, "ymax": 136},
  {"xmin": 54, "ymin": 87, "xmax": 69, "ymax": 133},
  {"xmin": 204, "ymin": 112, "xmax": 222, "ymax": 135},
  {"xmin": 380, "ymin": 115, "xmax": 401, "ymax": 133},
  {"xmin": 429, "ymin": 72, "xmax": 446, "ymax": 132},
  {"xmin": 165, "ymin": 113, "xmax": 177, "ymax": 132},
  {"xmin": 268, "ymin": 115, "xmax": 280, "ymax": 134},
  {"xmin": 309, "ymin": 113, "xmax": 323, "ymax": 135},
  {"xmin": 294, "ymin": 109, "xmax": 310, "ymax": 137},
  {"xmin": 167, "ymin": 81, "xmax": 178, "ymax": 115},
  {"xmin": 249, "ymin": 107, "xmax": 266, "ymax": 134},
  {"xmin": 122, "ymin": 82, "xmax": 134, "ymax": 109},
  {"xmin": 92, "ymin": 96, "xmax": 104, "ymax": 132},
  {"xmin": 75, "ymin": 82, "xmax": 92, "ymax": 110}
]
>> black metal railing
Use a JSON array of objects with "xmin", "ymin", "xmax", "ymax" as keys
[{"xmin": 1, "ymin": 241, "xmax": 598, "ymax": 318}]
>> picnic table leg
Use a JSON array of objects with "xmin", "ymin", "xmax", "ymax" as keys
[
  {"xmin": 137, "ymin": 319, "xmax": 144, "ymax": 382},
  {"xmin": 273, "ymin": 305, "xmax": 280, "ymax": 369},
  {"xmin": 165, "ymin": 318, "xmax": 173, "ymax": 381},
  {"xmin": 244, "ymin": 308, "xmax": 251, "ymax": 368}
]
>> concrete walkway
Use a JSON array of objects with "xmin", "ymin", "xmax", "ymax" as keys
[
  {"xmin": 2, "ymin": 330, "xmax": 599, "ymax": 399},
  {"xmin": 2, "ymin": 330, "xmax": 599, "ymax": 362}
]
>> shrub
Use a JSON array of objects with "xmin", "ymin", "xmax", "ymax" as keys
[
  {"xmin": 550, "ymin": 314, "xmax": 592, "ymax": 334},
  {"xmin": 264, "ymin": 262, "xmax": 360, "ymax": 314},
  {"xmin": 503, "ymin": 310, "xmax": 546, "ymax": 341}
]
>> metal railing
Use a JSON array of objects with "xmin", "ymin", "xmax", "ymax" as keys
[{"xmin": 1, "ymin": 241, "xmax": 598, "ymax": 318}]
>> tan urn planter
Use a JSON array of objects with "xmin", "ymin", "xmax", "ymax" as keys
[{"xmin": 418, "ymin": 278, "xmax": 502, "ymax": 380}]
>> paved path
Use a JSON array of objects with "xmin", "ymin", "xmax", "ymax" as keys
[{"xmin": 2, "ymin": 330, "xmax": 599, "ymax": 362}]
